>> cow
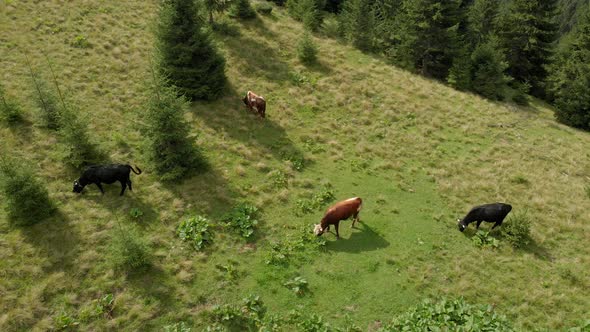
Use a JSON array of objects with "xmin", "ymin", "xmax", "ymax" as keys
[
  {"xmin": 457, "ymin": 202, "xmax": 512, "ymax": 232},
  {"xmin": 313, "ymin": 197, "xmax": 362, "ymax": 239},
  {"xmin": 242, "ymin": 91, "xmax": 266, "ymax": 118},
  {"xmin": 73, "ymin": 164, "xmax": 142, "ymax": 196}
]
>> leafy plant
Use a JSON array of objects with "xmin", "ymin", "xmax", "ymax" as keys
[
  {"xmin": 129, "ymin": 207, "xmax": 144, "ymax": 220},
  {"xmin": 383, "ymin": 298, "xmax": 514, "ymax": 330},
  {"xmin": 500, "ymin": 211, "xmax": 531, "ymax": 248},
  {"xmin": 95, "ymin": 293, "xmax": 115, "ymax": 318},
  {"xmin": 223, "ymin": 203, "xmax": 259, "ymax": 238},
  {"xmin": 268, "ymin": 170, "xmax": 288, "ymax": 188},
  {"xmin": 53, "ymin": 311, "xmax": 79, "ymax": 330},
  {"xmin": 295, "ymin": 185, "xmax": 335, "ymax": 216},
  {"xmin": 284, "ymin": 276, "xmax": 309, "ymax": 296},
  {"xmin": 209, "ymin": 295, "xmax": 266, "ymax": 331},
  {"xmin": 163, "ymin": 322, "xmax": 192, "ymax": 332},
  {"xmin": 70, "ymin": 34, "xmax": 91, "ymax": 48},
  {"xmin": 215, "ymin": 260, "xmax": 240, "ymax": 282},
  {"xmin": 177, "ymin": 215, "xmax": 214, "ymax": 250},
  {"xmin": 471, "ymin": 230, "xmax": 500, "ymax": 249}
]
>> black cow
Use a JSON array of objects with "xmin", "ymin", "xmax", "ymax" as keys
[
  {"xmin": 457, "ymin": 203, "xmax": 512, "ymax": 232},
  {"xmin": 73, "ymin": 164, "xmax": 142, "ymax": 196}
]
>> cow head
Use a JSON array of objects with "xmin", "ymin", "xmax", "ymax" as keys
[
  {"xmin": 242, "ymin": 94, "xmax": 249, "ymax": 106},
  {"xmin": 457, "ymin": 218, "xmax": 467, "ymax": 232},
  {"xmin": 313, "ymin": 224, "xmax": 324, "ymax": 236},
  {"xmin": 73, "ymin": 179, "xmax": 84, "ymax": 193}
]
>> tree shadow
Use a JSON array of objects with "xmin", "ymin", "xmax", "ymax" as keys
[
  {"xmin": 303, "ymin": 59, "xmax": 334, "ymax": 76},
  {"xmin": 82, "ymin": 191, "xmax": 159, "ymax": 226},
  {"xmin": 221, "ymin": 28, "xmax": 292, "ymax": 83},
  {"xmin": 519, "ymin": 237, "xmax": 553, "ymax": 261},
  {"xmin": 126, "ymin": 264, "xmax": 178, "ymax": 311},
  {"xmin": 191, "ymin": 83, "xmax": 305, "ymax": 165},
  {"xmin": 325, "ymin": 221, "xmax": 390, "ymax": 253},
  {"xmin": 20, "ymin": 210, "xmax": 82, "ymax": 273}
]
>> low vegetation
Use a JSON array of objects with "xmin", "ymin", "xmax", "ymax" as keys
[
  {"xmin": 222, "ymin": 203, "xmax": 259, "ymax": 238},
  {"xmin": 177, "ymin": 215, "xmax": 214, "ymax": 251},
  {"xmin": 500, "ymin": 211, "xmax": 531, "ymax": 248},
  {"xmin": 109, "ymin": 224, "xmax": 152, "ymax": 271}
]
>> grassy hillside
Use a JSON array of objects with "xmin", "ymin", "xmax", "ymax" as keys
[{"xmin": 1, "ymin": 0, "xmax": 590, "ymax": 330}]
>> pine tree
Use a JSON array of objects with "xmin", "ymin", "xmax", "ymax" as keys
[
  {"xmin": 301, "ymin": 0, "xmax": 325, "ymax": 31},
  {"xmin": 204, "ymin": 0, "xmax": 231, "ymax": 24},
  {"xmin": 396, "ymin": 0, "xmax": 463, "ymax": 80},
  {"xmin": 297, "ymin": 32, "xmax": 319, "ymax": 64},
  {"xmin": 469, "ymin": 38, "xmax": 510, "ymax": 100},
  {"xmin": 548, "ymin": 7, "xmax": 590, "ymax": 129},
  {"xmin": 340, "ymin": 0, "xmax": 373, "ymax": 51},
  {"xmin": 497, "ymin": 0, "xmax": 559, "ymax": 98},
  {"xmin": 229, "ymin": 0, "xmax": 256, "ymax": 19},
  {"xmin": 144, "ymin": 77, "xmax": 207, "ymax": 181},
  {"xmin": 0, "ymin": 83, "xmax": 23, "ymax": 124},
  {"xmin": 156, "ymin": 0, "xmax": 226, "ymax": 100},
  {"xmin": 466, "ymin": 0, "xmax": 499, "ymax": 46},
  {"xmin": 0, "ymin": 157, "xmax": 56, "ymax": 226}
]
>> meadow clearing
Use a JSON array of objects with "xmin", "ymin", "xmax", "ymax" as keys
[{"xmin": 1, "ymin": 0, "xmax": 589, "ymax": 330}]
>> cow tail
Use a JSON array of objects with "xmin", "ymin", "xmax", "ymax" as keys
[{"xmin": 128, "ymin": 165, "xmax": 142, "ymax": 175}]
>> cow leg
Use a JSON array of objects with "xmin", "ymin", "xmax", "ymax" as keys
[
  {"xmin": 352, "ymin": 212, "xmax": 359, "ymax": 228},
  {"xmin": 335, "ymin": 222, "xmax": 340, "ymax": 239},
  {"xmin": 119, "ymin": 181, "xmax": 127, "ymax": 196},
  {"xmin": 127, "ymin": 180, "xmax": 133, "ymax": 191},
  {"xmin": 491, "ymin": 222, "xmax": 501, "ymax": 230},
  {"xmin": 95, "ymin": 182, "xmax": 105, "ymax": 194},
  {"xmin": 476, "ymin": 221, "xmax": 483, "ymax": 229}
]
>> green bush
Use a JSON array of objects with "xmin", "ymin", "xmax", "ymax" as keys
[
  {"xmin": 255, "ymin": 2, "xmax": 273, "ymax": 15},
  {"xmin": 320, "ymin": 14, "xmax": 340, "ymax": 38},
  {"xmin": 283, "ymin": 276, "xmax": 309, "ymax": 296},
  {"xmin": 0, "ymin": 84, "xmax": 24, "ymax": 124},
  {"xmin": 383, "ymin": 298, "xmax": 514, "ymax": 331},
  {"xmin": 297, "ymin": 32, "xmax": 318, "ymax": 65},
  {"xmin": 295, "ymin": 185, "xmax": 334, "ymax": 216},
  {"xmin": 500, "ymin": 211, "xmax": 531, "ymax": 248},
  {"xmin": 229, "ymin": 0, "xmax": 256, "ymax": 19},
  {"xmin": 208, "ymin": 295, "xmax": 266, "ymax": 331},
  {"xmin": 177, "ymin": 215, "xmax": 213, "ymax": 251},
  {"xmin": 109, "ymin": 224, "xmax": 152, "ymax": 271},
  {"xmin": 222, "ymin": 203, "xmax": 259, "ymax": 238},
  {"xmin": 0, "ymin": 158, "xmax": 56, "ymax": 226}
]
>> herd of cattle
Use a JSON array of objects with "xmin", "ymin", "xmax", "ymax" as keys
[{"xmin": 71, "ymin": 91, "xmax": 513, "ymax": 238}]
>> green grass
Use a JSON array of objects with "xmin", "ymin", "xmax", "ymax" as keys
[{"xmin": 1, "ymin": 1, "xmax": 590, "ymax": 330}]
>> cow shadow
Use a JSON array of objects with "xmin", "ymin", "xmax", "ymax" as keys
[
  {"xmin": 192, "ymin": 84, "xmax": 305, "ymax": 166},
  {"xmin": 325, "ymin": 221, "xmax": 390, "ymax": 253},
  {"xmin": 19, "ymin": 210, "xmax": 82, "ymax": 273}
]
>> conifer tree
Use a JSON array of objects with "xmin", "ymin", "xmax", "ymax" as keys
[
  {"xmin": 156, "ymin": 0, "xmax": 226, "ymax": 100},
  {"xmin": 340, "ymin": 0, "xmax": 373, "ymax": 51},
  {"xmin": 144, "ymin": 76, "xmax": 207, "ymax": 181},
  {"xmin": 469, "ymin": 38, "xmax": 510, "ymax": 100},
  {"xmin": 396, "ymin": 0, "xmax": 463, "ymax": 80},
  {"xmin": 497, "ymin": 0, "xmax": 558, "ymax": 97},
  {"xmin": 548, "ymin": 7, "xmax": 590, "ymax": 129},
  {"xmin": 466, "ymin": 0, "xmax": 499, "ymax": 46},
  {"xmin": 229, "ymin": 0, "xmax": 256, "ymax": 19}
]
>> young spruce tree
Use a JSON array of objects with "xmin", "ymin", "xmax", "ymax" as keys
[
  {"xmin": 156, "ymin": 0, "xmax": 226, "ymax": 100},
  {"xmin": 340, "ymin": 0, "xmax": 374, "ymax": 51},
  {"xmin": 144, "ymin": 76, "xmax": 207, "ymax": 182}
]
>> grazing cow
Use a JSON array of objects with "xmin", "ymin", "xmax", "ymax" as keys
[
  {"xmin": 73, "ymin": 164, "xmax": 142, "ymax": 196},
  {"xmin": 457, "ymin": 203, "xmax": 512, "ymax": 232},
  {"xmin": 313, "ymin": 197, "xmax": 362, "ymax": 239},
  {"xmin": 242, "ymin": 91, "xmax": 266, "ymax": 118}
]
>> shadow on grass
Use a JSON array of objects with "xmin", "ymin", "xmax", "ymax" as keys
[
  {"xmin": 460, "ymin": 227, "xmax": 553, "ymax": 261},
  {"xmin": 82, "ymin": 190, "xmax": 159, "ymax": 226},
  {"xmin": 192, "ymin": 83, "xmax": 305, "ymax": 166},
  {"xmin": 325, "ymin": 221, "xmax": 390, "ymax": 253},
  {"xmin": 20, "ymin": 210, "xmax": 82, "ymax": 272},
  {"xmin": 126, "ymin": 264, "xmax": 178, "ymax": 313}
]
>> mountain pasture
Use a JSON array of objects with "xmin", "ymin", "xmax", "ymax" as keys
[{"xmin": 1, "ymin": 1, "xmax": 589, "ymax": 330}]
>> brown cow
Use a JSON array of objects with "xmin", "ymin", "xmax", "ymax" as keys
[
  {"xmin": 313, "ymin": 197, "xmax": 362, "ymax": 239},
  {"xmin": 242, "ymin": 91, "xmax": 266, "ymax": 118}
]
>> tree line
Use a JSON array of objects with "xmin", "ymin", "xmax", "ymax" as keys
[{"xmin": 280, "ymin": 0, "xmax": 590, "ymax": 130}]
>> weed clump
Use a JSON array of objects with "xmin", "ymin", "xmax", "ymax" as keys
[
  {"xmin": 284, "ymin": 276, "xmax": 309, "ymax": 296},
  {"xmin": 177, "ymin": 215, "xmax": 213, "ymax": 251},
  {"xmin": 500, "ymin": 211, "xmax": 531, "ymax": 248},
  {"xmin": 384, "ymin": 298, "xmax": 514, "ymax": 330},
  {"xmin": 297, "ymin": 32, "xmax": 318, "ymax": 65},
  {"xmin": 222, "ymin": 203, "xmax": 259, "ymax": 238},
  {"xmin": 295, "ymin": 185, "xmax": 334, "ymax": 216},
  {"xmin": 471, "ymin": 230, "xmax": 500, "ymax": 249},
  {"xmin": 109, "ymin": 224, "xmax": 152, "ymax": 271},
  {"xmin": 0, "ymin": 158, "xmax": 56, "ymax": 226}
]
